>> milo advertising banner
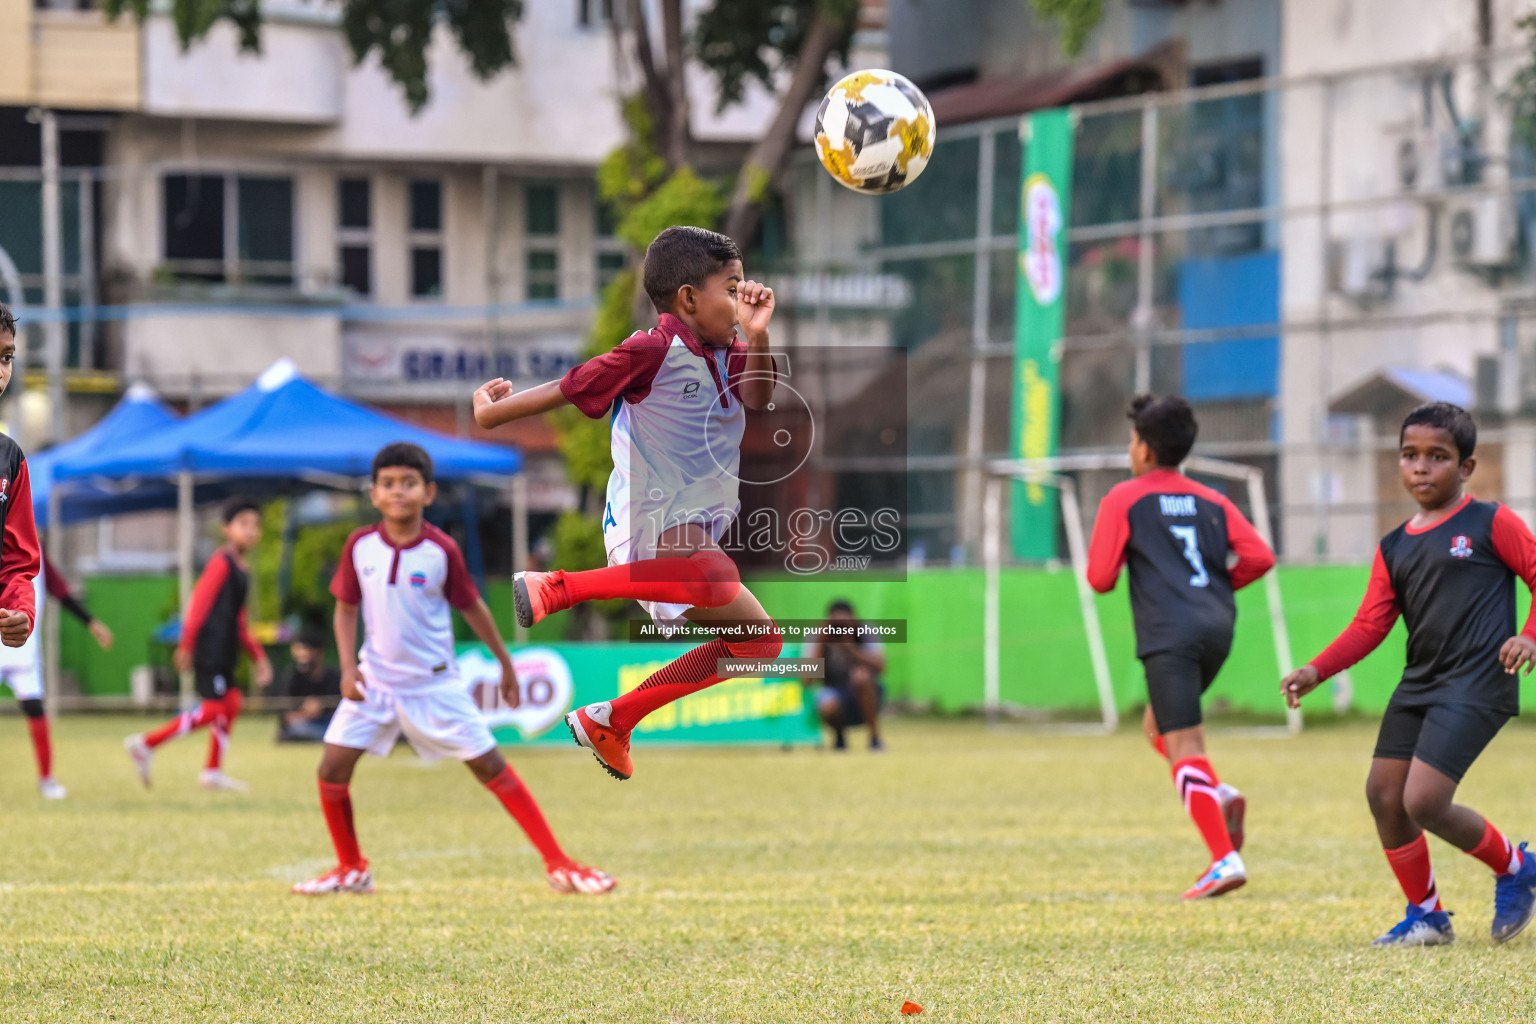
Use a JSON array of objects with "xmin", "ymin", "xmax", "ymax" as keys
[
  {"xmin": 1011, "ymin": 107, "xmax": 1074, "ymax": 560},
  {"xmin": 456, "ymin": 643, "xmax": 820, "ymax": 746}
]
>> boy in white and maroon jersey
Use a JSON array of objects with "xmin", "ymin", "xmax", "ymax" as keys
[
  {"xmin": 292, "ymin": 442, "xmax": 613, "ymax": 897},
  {"xmin": 472, "ymin": 226, "xmax": 784, "ymax": 783}
]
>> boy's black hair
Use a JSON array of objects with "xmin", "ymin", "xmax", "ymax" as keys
[
  {"xmin": 372, "ymin": 441, "xmax": 434, "ymax": 484},
  {"xmin": 0, "ymin": 303, "xmax": 16, "ymax": 339},
  {"xmin": 1128, "ymin": 394, "xmax": 1198, "ymax": 467},
  {"xmin": 1401, "ymin": 401, "xmax": 1477, "ymax": 461},
  {"xmin": 296, "ymin": 625, "xmax": 330, "ymax": 651},
  {"xmin": 221, "ymin": 496, "xmax": 262, "ymax": 524},
  {"xmin": 828, "ymin": 598, "xmax": 855, "ymax": 616},
  {"xmin": 642, "ymin": 226, "xmax": 743, "ymax": 314}
]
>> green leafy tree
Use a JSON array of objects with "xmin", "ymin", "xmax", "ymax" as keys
[{"xmin": 1028, "ymin": 0, "xmax": 1106, "ymax": 57}]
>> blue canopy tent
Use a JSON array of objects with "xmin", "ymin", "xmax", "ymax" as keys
[
  {"xmin": 29, "ymin": 383, "xmax": 180, "ymax": 528},
  {"xmin": 52, "ymin": 361, "xmax": 523, "ymax": 701}
]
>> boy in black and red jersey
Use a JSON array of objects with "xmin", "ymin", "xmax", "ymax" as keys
[
  {"xmin": 0, "ymin": 306, "xmax": 42, "ymax": 650},
  {"xmin": 125, "ymin": 498, "xmax": 272, "ymax": 791},
  {"xmin": 1086, "ymin": 395, "xmax": 1275, "ymax": 900},
  {"xmin": 1284, "ymin": 402, "xmax": 1536, "ymax": 947}
]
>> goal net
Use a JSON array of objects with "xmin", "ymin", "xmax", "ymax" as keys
[{"xmin": 982, "ymin": 454, "xmax": 1299, "ymax": 735}]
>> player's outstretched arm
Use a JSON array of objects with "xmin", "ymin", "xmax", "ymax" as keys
[
  {"xmin": 459, "ymin": 598, "xmax": 520, "ymax": 709},
  {"xmin": 472, "ymin": 379, "xmax": 570, "ymax": 429},
  {"xmin": 735, "ymin": 280, "xmax": 776, "ymax": 410},
  {"xmin": 333, "ymin": 600, "xmax": 366, "ymax": 701},
  {"xmin": 1288, "ymin": 549, "xmax": 1400, "ymax": 707},
  {"xmin": 1491, "ymin": 504, "xmax": 1536, "ymax": 673}
]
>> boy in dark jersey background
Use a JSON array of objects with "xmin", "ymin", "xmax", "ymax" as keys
[
  {"xmin": 1087, "ymin": 395, "xmax": 1275, "ymax": 899},
  {"xmin": 1284, "ymin": 402, "xmax": 1536, "ymax": 947},
  {"xmin": 125, "ymin": 498, "xmax": 272, "ymax": 791}
]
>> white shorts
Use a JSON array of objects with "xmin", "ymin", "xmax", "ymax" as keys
[
  {"xmin": 0, "ymin": 664, "xmax": 41, "ymax": 701},
  {"xmin": 323, "ymin": 679, "xmax": 497, "ymax": 762},
  {"xmin": 604, "ymin": 514, "xmax": 733, "ymax": 632}
]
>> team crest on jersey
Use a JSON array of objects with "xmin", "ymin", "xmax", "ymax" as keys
[
  {"xmin": 682, "ymin": 380, "xmax": 702, "ymax": 399},
  {"xmin": 1451, "ymin": 535, "xmax": 1473, "ymax": 559},
  {"xmin": 409, "ymin": 571, "xmax": 428, "ymax": 588},
  {"xmin": 0, "ymin": 477, "xmax": 9, "ymax": 503}
]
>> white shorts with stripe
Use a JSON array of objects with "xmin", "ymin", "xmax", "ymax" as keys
[
  {"xmin": 323, "ymin": 676, "xmax": 496, "ymax": 762},
  {"xmin": 0, "ymin": 663, "xmax": 41, "ymax": 701}
]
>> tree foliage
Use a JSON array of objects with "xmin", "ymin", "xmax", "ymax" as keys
[{"xmin": 1028, "ymin": 0, "xmax": 1106, "ymax": 57}]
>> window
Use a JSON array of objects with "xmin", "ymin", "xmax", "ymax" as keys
[
  {"xmin": 524, "ymin": 181, "xmax": 560, "ymax": 301},
  {"xmin": 576, "ymin": 0, "xmax": 611, "ymax": 27},
  {"xmin": 337, "ymin": 177, "xmax": 371, "ymax": 296},
  {"xmin": 162, "ymin": 173, "xmax": 293, "ymax": 284},
  {"xmin": 409, "ymin": 179, "xmax": 443, "ymax": 298},
  {"xmin": 595, "ymin": 196, "xmax": 625, "ymax": 291}
]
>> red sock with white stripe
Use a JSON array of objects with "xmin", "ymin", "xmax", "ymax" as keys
[
  {"xmin": 1171, "ymin": 756, "xmax": 1235, "ymax": 862},
  {"xmin": 1469, "ymin": 817, "xmax": 1524, "ymax": 876},
  {"xmin": 558, "ymin": 550, "xmax": 742, "ymax": 608},
  {"xmin": 203, "ymin": 691, "xmax": 241, "ymax": 770},
  {"xmin": 607, "ymin": 629, "xmax": 783, "ymax": 734},
  {"xmin": 26, "ymin": 716, "xmax": 51, "ymax": 779},
  {"xmin": 144, "ymin": 703, "xmax": 216, "ymax": 748},
  {"xmin": 1384, "ymin": 834, "xmax": 1442, "ymax": 911},
  {"xmin": 484, "ymin": 765, "xmax": 566, "ymax": 869},
  {"xmin": 319, "ymin": 780, "xmax": 365, "ymax": 869}
]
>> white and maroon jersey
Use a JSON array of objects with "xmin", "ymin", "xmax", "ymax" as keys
[
  {"xmin": 330, "ymin": 523, "xmax": 479, "ymax": 690},
  {"xmin": 559, "ymin": 312, "xmax": 778, "ymax": 565}
]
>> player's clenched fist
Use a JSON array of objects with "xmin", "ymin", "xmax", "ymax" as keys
[
  {"xmin": 499, "ymin": 658, "xmax": 521, "ymax": 710},
  {"xmin": 735, "ymin": 281, "xmax": 775, "ymax": 340},
  {"xmin": 1280, "ymin": 664, "xmax": 1321, "ymax": 709},
  {"xmin": 0, "ymin": 609, "xmax": 29, "ymax": 647},
  {"xmin": 341, "ymin": 667, "xmax": 368, "ymax": 702},
  {"xmin": 472, "ymin": 378, "xmax": 514, "ymax": 428}
]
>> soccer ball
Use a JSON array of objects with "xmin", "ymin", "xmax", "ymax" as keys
[{"xmin": 814, "ymin": 69, "xmax": 936, "ymax": 195}]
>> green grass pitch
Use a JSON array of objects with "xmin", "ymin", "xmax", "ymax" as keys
[{"xmin": 4, "ymin": 714, "xmax": 1536, "ymax": 1022}]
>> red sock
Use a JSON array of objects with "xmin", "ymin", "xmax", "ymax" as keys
[
  {"xmin": 319, "ymin": 780, "xmax": 364, "ymax": 869},
  {"xmin": 1385, "ymin": 834, "xmax": 1442, "ymax": 910},
  {"xmin": 26, "ymin": 715, "xmax": 51, "ymax": 779},
  {"xmin": 202, "ymin": 691, "xmax": 241, "ymax": 770},
  {"xmin": 1151, "ymin": 733, "xmax": 1167, "ymax": 759},
  {"xmin": 1469, "ymin": 818, "xmax": 1523, "ymax": 876},
  {"xmin": 485, "ymin": 765, "xmax": 566, "ymax": 868},
  {"xmin": 561, "ymin": 550, "xmax": 741, "ymax": 608},
  {"xmin": 144, "ymin": 700, "xmax": 220, "ymax": 748},
  {"xmin": 608, "ymin": 627, "xmax": 783, "ymax": 733},
  {"xmin": 1171, "ymin": 756, "xmax": 1235, "ymax": 862}
]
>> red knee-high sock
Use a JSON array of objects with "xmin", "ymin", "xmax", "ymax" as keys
[
  {"xmin": 560, "ymin": 550, "xmax": 741, "ymax": 608},
  {"xmin": 1385, "ymin": 833, "xmax": 1442, "ymax": 910},
  {"xmin": 319, "ymin": 780, "xmax": 365, "ymax": 869},
  {"xmin": 1171, "ymin": 756, "xmax": 1235, "ymax": 862},
  {"xmin": 204, "ymin": 691, "xmax": 241, "ymax": 770},
  {"xmin": 26, "ymin": 716, "xmax": 51, "ymax": 779},
  {"xmin": 1151, "ymin": 733, "xmax": 1168, "ymax": 759},
  {"xmin": 608, "ymin": 627, "xmax": 784, "ymax": 733},
  {"xmin": 1469, "ymin": 817, "xmax": 1524, "ymax": 876},
  {"xmin": 144, "ymin": 700, "xmax": 220, "ymax": 748},
  {"xmin": 485, "ymin": 765, "xmax": 566, "ymax": 869}
]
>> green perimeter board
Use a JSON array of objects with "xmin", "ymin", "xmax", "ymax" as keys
[{"xmin": 60, "ymin": 567, "xmax": 1536, "ymax": 719}]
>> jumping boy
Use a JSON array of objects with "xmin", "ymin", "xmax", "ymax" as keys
[
  {"xmin": 0, "ymin": 552, "xmax": 114, "ymax": 799},
  {"xmin": 1283, "ymin": 401, "xmax": 1536, "ymax": 947},
  {"xmin": 125, "ymin": 497, "xmax": 272, "ymax": 791},
  {"xmin": 1086, "ymin": 395, "xmax": 1275, "ymax": 899},
  {"xmin": 472, "ymin": 225, "xmax": 783, "ymax": 782},
  {"xmin": 0, "ymin": 305, "xmax": 42, "ymax": 659},
  {"xmin": 292, "ymin": 442, "xmax": 613, "ymax": 896}
]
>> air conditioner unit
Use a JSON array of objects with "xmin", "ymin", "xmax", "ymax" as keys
[
  {"xmin": 1327, "ymin": 236, "xmax": 1391, "ymax": 303},
  {"xmin": 1448, "ymin": 194, "xmax": 1517, "ymax": 269}
]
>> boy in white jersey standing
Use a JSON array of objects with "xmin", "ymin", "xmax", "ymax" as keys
[
  {"xmin": 472, "ymin": 226, "xmax": 784, "ymax": 782},
  {"xmin": 292, "ymin": 442, "xmax": 614, "ymax": 896}
]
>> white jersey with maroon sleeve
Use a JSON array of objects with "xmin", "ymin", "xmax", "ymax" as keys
[
  {"xmin": 559, "ymin": 312, "xmax": 778, "ymax": 582},
  {"xmin": 330, "ymin": 523, "xmax": 479, "ymax": 690}
]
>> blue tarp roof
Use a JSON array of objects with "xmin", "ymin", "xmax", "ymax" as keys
[
  {"xmin": 29, "ymin": 384, "xmax": 181, "ymax": 526},
  {"xmin": 53, "ymin": 361, "xmax": 519, "ymax": 483}
]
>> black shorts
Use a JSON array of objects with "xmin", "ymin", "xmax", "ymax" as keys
[
  {"xmin": 195, "ymin": 670, "xmax": 236, "ymax": 701},
  {"xmin": 1373, "ymin": 700, "xmax": 1511, "ymax": 783},
  {"xmin": 1141, "ymin": 640, "xmax": 1231, "ymax": 734},
  {"xmin": 817, "ymin": 679, "xmax": 886, "ymax": 727}
]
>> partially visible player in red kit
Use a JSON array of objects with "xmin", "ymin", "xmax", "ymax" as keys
[
  {"xmin": 1284, "ymin": 402, "xmax": 1536, "ymax": 947},
  {"xmin": 292, "ymin": 442, "xmax": 613, "ymax": 896},
  {"xmin": 1086, "ymin": 395, "xmax": 1274, "ymax": 899},
  {"xmin": 0, "ymin": 305, "xmax": 43, "ymax": 651},
  {"xmin": 471, "ymin": 226, "xmax": 783, "ymax": 783},
  {"xmin": 124, "ymin": 498, "xmax": 273, "ymax": 791}
]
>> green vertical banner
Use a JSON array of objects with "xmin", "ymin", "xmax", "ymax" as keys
[{"xmin": 1010, "ymin": 108, "xmax": 1073, "ymax": 560}]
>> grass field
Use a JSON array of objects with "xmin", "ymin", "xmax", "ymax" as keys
[{"xmin": 4, "ymin": 715, "xmax": 1536, "ymax": 1022}]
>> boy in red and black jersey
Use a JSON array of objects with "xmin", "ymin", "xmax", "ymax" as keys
[
  {"xmin": 1285, "ymin": 402, "xmax": 1536, "ymax": 947},
  {"xmin": 1086, "ymin": 395, "xmax": 1275, "ymax": 900},
  {"xmin": 0, "ymin": 306, "xmax": 41, "ymax": 649},
  {"xmin": 125, "ymin": 498, "xmax": 272, "ymax": 791}
]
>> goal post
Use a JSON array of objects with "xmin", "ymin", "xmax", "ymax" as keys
[{"xmin": 982, "ymin": 454, "xmax": 1301, "ymax": 735}]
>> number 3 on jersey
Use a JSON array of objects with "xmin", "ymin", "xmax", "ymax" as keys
[{"xmin": 1169, "ymin": 526, "xmax": 1210, "ymax": 588}]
